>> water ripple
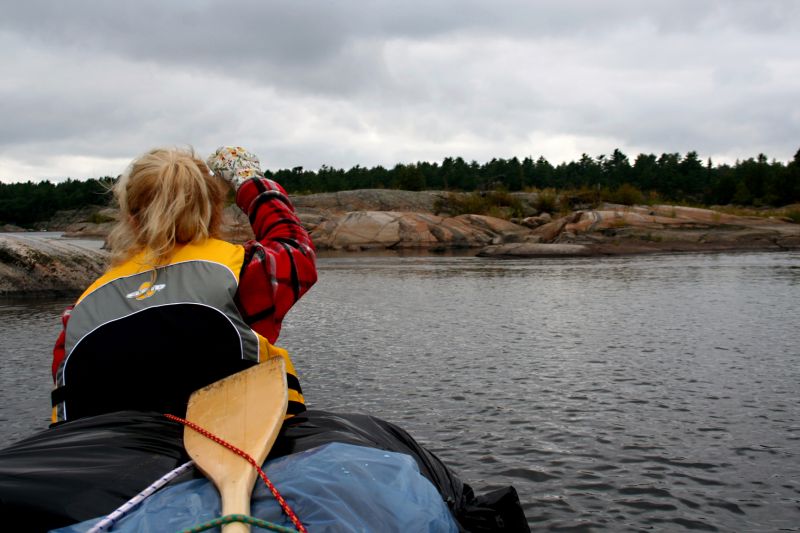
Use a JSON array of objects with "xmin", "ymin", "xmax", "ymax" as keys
[{"xmin": 3, "ymin": 251, "xmax": 800, "ymax": 531}]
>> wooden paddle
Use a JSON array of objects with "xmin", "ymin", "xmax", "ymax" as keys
[{"xmin": 184, "ymin": 357, "xmax": 288, "ymax": 533}]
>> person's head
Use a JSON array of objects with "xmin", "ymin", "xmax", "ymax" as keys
[{"xmin": 107, "ymin": 147, "xmax": 228, "ymax": 266}]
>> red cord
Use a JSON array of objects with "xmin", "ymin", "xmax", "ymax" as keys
[{"xmin": 164, "ymin": 413, "xmax": 307, "ymax": 533}]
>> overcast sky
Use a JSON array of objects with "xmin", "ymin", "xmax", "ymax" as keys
[{"xmin": 1, "ymin": 0, "xmax": 798, "ymax": 182}]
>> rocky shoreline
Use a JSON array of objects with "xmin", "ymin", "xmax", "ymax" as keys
[
  {"xmin": 2, "ymin": 189, "xmax": 799, "ymax": 296},
  {"xmin": 478, "ymin": 204, "xmax": 800, "ymax": 257},
  {"xmin": 0, "ymin": 234, "xmax": 107, "ymax": 297},
  {"xmin": 223, "ymin": 190, "xmax": 800, "ymax": 255}
]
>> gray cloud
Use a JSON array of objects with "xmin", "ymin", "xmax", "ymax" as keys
[{"xmin": 1, "ymin": 0, "xmax": 798, "ymax": 181}]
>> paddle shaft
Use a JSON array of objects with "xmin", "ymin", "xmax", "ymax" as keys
[{"xmin": 219, "ymin": 470, "xmax": 258, "ymax": 532}]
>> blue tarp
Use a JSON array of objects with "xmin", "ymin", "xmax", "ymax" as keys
[{"xmin": 52, "ymin": 442, "xmax": 459, "ymax": 533}]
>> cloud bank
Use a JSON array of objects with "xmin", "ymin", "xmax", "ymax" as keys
[{"xmin": 1, "ymin": 0, "xmax": 798, "ymax": 181}]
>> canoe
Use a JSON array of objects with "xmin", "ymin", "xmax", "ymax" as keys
[{"xmin": 0, "ymin": 409, "xmax": 528, "ymax": 532}]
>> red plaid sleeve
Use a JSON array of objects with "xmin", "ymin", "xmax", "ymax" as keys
[
  {"xmin": 52, "ymin": 306, "xmax": 73, "ymax": 380},
  {"xmin": 234, "ymin": 177, "xmax": 317, "ymax": 343}
]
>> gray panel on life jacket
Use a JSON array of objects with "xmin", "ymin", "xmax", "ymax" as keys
[{"xmin": 59, "ymin": 260, "xmax": 260, "ymax": 387}]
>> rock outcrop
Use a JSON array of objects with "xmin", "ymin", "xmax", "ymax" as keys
[
  {"xmin": 61, "ymin": 207, "xmax": 119, "ymax": 238},
  {"xmin": 0, "ymin": 235, "xmax": 108, "ymax": 296},
  {"xmin": 308, "ymin": 211, "xmax": 530, "ymax": 251},
  {"xmin": 8, "ymin": 192, "xmax": 800, "ymax": 259},
  {"xmin": 3, "ymin": 192, "xmax": 797, "ymax": 296},
  {"xmin": 0, "ymin": 224, "xmax": 27, "ymax": 232},
  {"xmin": 219, "ymin": 191, "xmax": 535, "ymax": 250},
  {"xmin": 292, "ymin": 189, "xmax": 447, "ymax": 214},
  {"xmin": 478, "ymin": 243, "xmax": 592, "ymax": 258},
  {"xmin": 501, "ymin": 204, "xmax": 800, "ymax": 257}
]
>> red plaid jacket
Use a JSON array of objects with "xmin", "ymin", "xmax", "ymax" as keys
[{"xmin": 52, "ymin": 177, "xmax": 317, "ymax": 379}]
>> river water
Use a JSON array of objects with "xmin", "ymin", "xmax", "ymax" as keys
[{"xmin": 1, "ymin": 249, "xmax": 799, "ymax": 531}]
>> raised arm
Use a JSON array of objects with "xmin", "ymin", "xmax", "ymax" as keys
[
  {"xmin": 234, "ymin": 176, "xmax": 317, "ymax": 343},
  {"xmin": 207, "ymin": 146, "xmax": 317, "ymax": 344}
]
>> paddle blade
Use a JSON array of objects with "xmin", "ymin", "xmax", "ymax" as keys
[{"xmin": 184, "ymin": 357, "xmax": 288, "ymax": 530}]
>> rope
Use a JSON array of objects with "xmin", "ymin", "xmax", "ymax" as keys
[
  {"xmin": 87, "ymin": 460, "xmax": 195, "ymax": 533},
  {"xmin": 176, "ymin": 513, "xmax": 298, "ymax": 533},
  {"xmin": 165, "ymin": 413, "xmax": 307, "ymax": 533}
]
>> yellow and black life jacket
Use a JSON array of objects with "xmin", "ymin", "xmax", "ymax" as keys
[{"xmin": 52, "ymin": 239, "xmax": 304, "ymax": 423}]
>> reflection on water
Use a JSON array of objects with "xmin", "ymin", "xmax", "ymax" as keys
[{"xmin": 2, "ymin": 251, "xmax": 799, "ymax": 531}]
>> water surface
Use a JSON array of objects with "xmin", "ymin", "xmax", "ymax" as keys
[{"xmin": 1, "ymin": 251, "xmax": 799, "ymax": 531}]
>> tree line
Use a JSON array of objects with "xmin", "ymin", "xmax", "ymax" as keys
[
  {"xmin": 2, "ymin": 148, "xmax": 799, "ymax": 226},
  {"xmin": 270, "ymin": 148, "xmax": 800, "ymax": 207},
  {"xmin": 0, "ymin": 177, "xmax": 114, "ymax": 226}
]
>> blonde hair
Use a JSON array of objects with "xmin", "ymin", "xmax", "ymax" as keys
[{"xmin": 107, "ymin": 147, "xmax": 227, "ymax": 266}]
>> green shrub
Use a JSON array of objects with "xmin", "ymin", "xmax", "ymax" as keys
[
  {"xmin": 606, "ymin": 183, "xmax": 645, "ymax": 206},
  {"xmin": 558, "ymin": 186, "xmax": 602, "ymax": 211},
  {"xmin": 434, "ymin": 190, "xmax": 524, "ymax": 219},
  {"xmin": 533, "ymin": 188, "xmax": 558, "ymax": 213}
]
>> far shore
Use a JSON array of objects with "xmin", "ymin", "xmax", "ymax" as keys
[{"xmin": 2, "ymin": 189, "xmax": 799, "ymax": 297}]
